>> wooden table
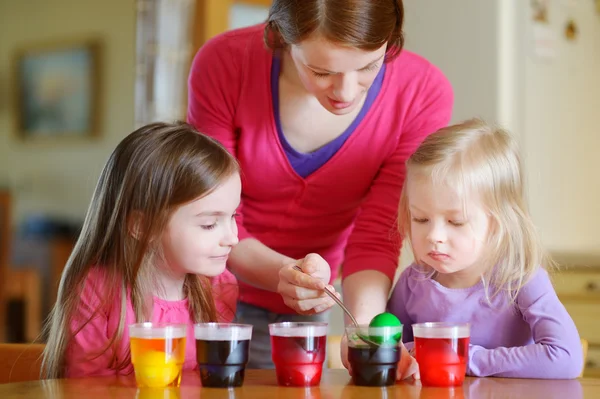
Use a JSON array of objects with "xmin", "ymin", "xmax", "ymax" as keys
[{"xmin": 1, "ymin": 369, "xmax": 599, "ymax": 398}]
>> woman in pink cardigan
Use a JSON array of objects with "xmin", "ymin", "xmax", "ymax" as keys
[{"xmin": 187, "ymin": 0, "xmax": 453, "ymax": 373}]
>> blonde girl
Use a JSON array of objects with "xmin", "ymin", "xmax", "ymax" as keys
[
  {"xmin": 389, "ymin": 119, "xmax": 583, "ymax": 378},
  {"xmin": 42, "ymin": 122, "xmax": 241, "ymax": 378}
]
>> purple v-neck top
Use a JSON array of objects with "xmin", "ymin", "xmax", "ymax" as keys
[{"xmin": 271, "ymin": 56, "xmax": 386, "ymax": 178}]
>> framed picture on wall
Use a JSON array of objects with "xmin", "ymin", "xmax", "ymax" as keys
[{"xmin": 12, "ymin": 38, "xmax": 101, "ymax": 140}]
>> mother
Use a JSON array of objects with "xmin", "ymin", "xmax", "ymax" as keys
[{"xmin": 187, "ymin": 0, "xmax": 453, "ymax": 370}]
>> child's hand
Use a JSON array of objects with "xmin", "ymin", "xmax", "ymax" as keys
[
  {"xmin": 278, "ymin": 253, "xmax": 337, "ymax": 315},
  {"xmin": 397, "ymin": 342, "xmax": 420, "ymax": 380}
]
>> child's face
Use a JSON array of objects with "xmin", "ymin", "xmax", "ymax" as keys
[
  {"xmin": 160, "ymin": 173, "xmax": 241, "ymax": 277},
  {"xmin": 406, "ymin": 174, "xmax": 491, "ymax": 282}
]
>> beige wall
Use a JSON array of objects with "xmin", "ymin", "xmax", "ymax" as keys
[
  {"xmin": 0, "ymin": 0, "xmax": 136, "ymax": 225},
  {"xmin": 227, "ymin": 1, "xmax": 600, "ymax": 262},
  {"xmin": 404, "ymin": 0, "xmax": 600, "ymax": 255},
  {"xmin": 2, "ymin": 0, "xmax": 598, "ymax": 255},
  {"xmin": 521, "ymin": 1, "xmax": 600, "ymax": 254}
]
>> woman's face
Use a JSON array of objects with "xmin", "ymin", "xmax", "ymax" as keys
[{"xmin": 289, "ymin": 35, "xmax": 387, "ymax": 115}]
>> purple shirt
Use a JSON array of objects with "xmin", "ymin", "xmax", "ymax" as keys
[
  {"xmin": 388, "ymin": 265, "xmax": 583, "ymax": 379},
  {"xmin": 271, "ymin": 56, "xmax": 387, "ymax": 178}
]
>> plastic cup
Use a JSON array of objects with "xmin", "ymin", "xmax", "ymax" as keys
[
  {"xmin": 129, "ymin": 323, "xmax": 187, "ymax": 388},
  {"xmin": 269, "ymin": 322, "xmax": 328, "ymax": 387},
  {"xmin": 194, "ymin": 323, "xmax": 252, "ymax": 388},
  {"xmin": 413, "ymin": 322, "xmax": 470, "ymax": 387},
  {"xmin": 346, "ymin": 325, "xmax": 403, "ymax": 386}
]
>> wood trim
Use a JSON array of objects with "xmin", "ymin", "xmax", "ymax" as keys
[
  {"xmin": 235, "ymin": 0, "xmax": 272, "ymax": 6},
  {"xmin": 551, "ymin": 252, "xmax": 600, "ymax": 269},
  {"xmin": 5, "ymin": 269, "xmax": 41, "ymax": 343},
  {"xmin": 186, "ymin": 0, "xmax": 271, "ymax": 119},
  {"xmin": 192, "ymin": 0, "xmax": 233, "ymax": 56},
  {"xmin": 184, "ymin": 0, "xmax": 234, "ymax": 119},
  {"xmin": 558, "ymin": 295, "xmax": 600, "ymax": 303},
  {"xmin": 50, "ymin": 238, "xmax": 75, "ymax": 305},
  {"xmin": 191, "ymin": 0, "xmax": 271, "ymax": 56},
  {"xmin": 0, "ymin": 343, "xmax": 45, "ymax": 383},
  {"xmin": 0, "ymin": 190, "xmax": 11, "ymax": 342},
  {"xmin": 552, "ymin": 267, "xmax": 600, "ymax": 274},
  {"xmin": 0, "ymin": 191, "xmax": 10, "ymax": 272}
]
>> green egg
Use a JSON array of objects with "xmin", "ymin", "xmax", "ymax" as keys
[
  {"xmin": 368, "ymin": 312, "xmax": 402, "ymax": 345},
  {"xmin": 369, "ymin": 312, "xmax": 402, "ymax": 328}
]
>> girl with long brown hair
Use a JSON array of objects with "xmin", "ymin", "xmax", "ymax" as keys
[{"xmin": 42, "ymin": 121, "xmax": 241, "ymax": 378}]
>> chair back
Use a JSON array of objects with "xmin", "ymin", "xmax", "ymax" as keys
[
  {"xmin": 580, "ymin": 338, "xmax": 588, "ymax": 378},
  {"xmin": 0, "ymin": 343, "xmax": 45, "ymax": 383},
  {"xmin": 0, "ymin": 190, "xmax": 11, "ymax": 342},
  {"xmin": 327, "ymin": 335, "xmax": 344, "ymax": 369}
]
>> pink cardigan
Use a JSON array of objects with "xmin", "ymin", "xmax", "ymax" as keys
[{"xmin": 188, "ymin": 24, "xmax": 453, "ymax": 313}]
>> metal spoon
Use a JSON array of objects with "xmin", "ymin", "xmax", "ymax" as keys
[
  {"xmin": 291, "ymin": 265, "xmax": 379, "ymax": 347},
  {"xmin": 292, "ymin": 265, "xmax": 359, "ymax": 326}
]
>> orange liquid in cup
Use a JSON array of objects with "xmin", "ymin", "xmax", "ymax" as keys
[
  {"xmin": 130, "ymin": 336, "xmax": 186, "ymax": 388},
  {"xmin": 415, "ymin": 336, "xmax": 469, "ymax": 387}
]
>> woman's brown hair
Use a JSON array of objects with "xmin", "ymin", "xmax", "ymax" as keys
[
  {"xmin": 264, "ymin": 0, "xmax": 405, "ymax": 61},
  {"xmin": 42, "ymin": 121, "xmax": 239, "ymax": 378}
]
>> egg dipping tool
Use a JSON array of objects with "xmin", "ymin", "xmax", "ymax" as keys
[
  {"xmin": 291, "ymin": 265, "xmax": 382, "ymax": 347},
  {"xmin": 292, "ymin": 265, "xmax": 359, "ymax": 325}
]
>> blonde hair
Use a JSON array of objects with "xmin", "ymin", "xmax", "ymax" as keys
[
  {"xmin": 399, "ymin": 118, "xmax": 551, "ymax": 303},
  {"xmin": 42, "ymin": 122, "xmax": 239, "ymax": 379}
]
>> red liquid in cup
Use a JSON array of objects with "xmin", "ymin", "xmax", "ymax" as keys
[
  {"xmin": 415, "ymin": 336, "xmax": 469, "ymax": 387},
  {"xmin": 271, "ymin": 335, "xmax": 326, "ymax": 387}
]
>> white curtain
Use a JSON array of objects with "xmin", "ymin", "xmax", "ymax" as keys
[{"xmin": 135, "ymin": 0, "xmax": 196, "ymax": 126}]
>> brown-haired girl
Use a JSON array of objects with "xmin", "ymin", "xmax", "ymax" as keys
[{"xmin": 42, "ymin": 122, "xmax": 241, "ymax": 378}]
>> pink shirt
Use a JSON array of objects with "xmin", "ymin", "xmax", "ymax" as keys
[
  {"xmin": 188, "ymin": 24, "xmax": 453, "ymax": 314},
  {"xmin": 65, "ymin": 268, "xmax": 237, "ymax": 377}
]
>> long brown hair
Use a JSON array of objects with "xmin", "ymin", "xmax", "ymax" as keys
[
  {"xmin": 264, "ymin": 0, "xmax": 405, "ymax": 60},
  {"xmin": 42, "ymin": 122, "xmax": 239, "ymax": 378}
]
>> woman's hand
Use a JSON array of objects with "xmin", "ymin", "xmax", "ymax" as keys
[{"xmin": 277, "ymin": 253, "xmax": 338, "ymax": 315}]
